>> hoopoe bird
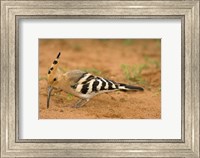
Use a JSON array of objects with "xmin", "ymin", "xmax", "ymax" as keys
[{"xmin": 47, "ymin": 52, "xmax": 144, "ymax": 108}]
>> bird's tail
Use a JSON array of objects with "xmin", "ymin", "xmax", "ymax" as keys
[{"xmin": 118, "ymin": 83, "xmax": 144, "ymax": 92}]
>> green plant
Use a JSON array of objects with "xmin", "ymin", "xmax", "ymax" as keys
[
  {"xmin": 120, "ymin": 64, "xmax": 148, "ymax": 86},
  {"xmin": 157, "ymin": 86, "xmax": 161, "ymax": 92},
  {"xmin": 73, "ymin": 44, "xmax": 82, "ymax": 52},
  {"xmin": 66, "ymin": 93, "xmax": 74, "ymax": 101},
  {"xmin": 58, "ymin": 67, "xmax": 68, "ymax": 73},
  {"xmin": 143, "ymin": 45, "xmax": 148, "ymax": 50},
  {"xmin": 144, "ymin": 55, "xmax": 160, "ymax": 69},
  {"xmin": 81, "ymin": 68, "xmax": 101, "ymax": 76},
  {"xmin": 123, "ymin": 39, "xmax": 134, "ymax": 46},
  {"xmin": 39, "ymin": 76, "xmax": 47, "ymax": 81}
]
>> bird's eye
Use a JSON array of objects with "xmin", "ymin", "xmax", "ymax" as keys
[{"xmin": 53, "ymin": 78, "xmax": 57, "ymax": 81}]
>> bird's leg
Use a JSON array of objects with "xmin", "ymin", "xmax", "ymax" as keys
[{"xmin": 72, "ymin": 99, "xmax": 89, "ymax": 108}]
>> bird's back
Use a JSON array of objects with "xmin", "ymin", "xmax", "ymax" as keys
[{"xmin": 66, "ymin": 71, "xmax": 118, "ymax": 99}]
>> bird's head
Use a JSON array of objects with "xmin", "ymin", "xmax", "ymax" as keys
[{"xmin": 47, "ymin": 52, "xmax": 61, "ymax": 108}]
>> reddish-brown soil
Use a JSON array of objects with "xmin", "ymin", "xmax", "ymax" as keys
[{"xmin": 39, "ymin": 39, "xmax": 161, "ymax": 119}]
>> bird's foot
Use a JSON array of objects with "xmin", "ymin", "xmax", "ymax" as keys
[{"xmin": 71, "ymin": 99, "xmax": 89, "ymax": 108}]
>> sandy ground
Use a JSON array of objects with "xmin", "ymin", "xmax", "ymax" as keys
[{"xmin": 39, "ymin": 39, "xmax": 161, "ymax": 119}]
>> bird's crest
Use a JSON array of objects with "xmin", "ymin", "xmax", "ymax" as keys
[{"xmin": 47, "ymin": 52, "xmax": 61, "ymax": 85}]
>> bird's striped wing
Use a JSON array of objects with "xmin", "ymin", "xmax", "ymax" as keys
[{"xmin": 71, "ymin": 73, "xmax": 118, "ymax": 95}]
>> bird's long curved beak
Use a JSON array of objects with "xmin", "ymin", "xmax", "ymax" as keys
[{"xmin": 47, "ymin": 86, "xmax": 53, "ymax": 109}]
